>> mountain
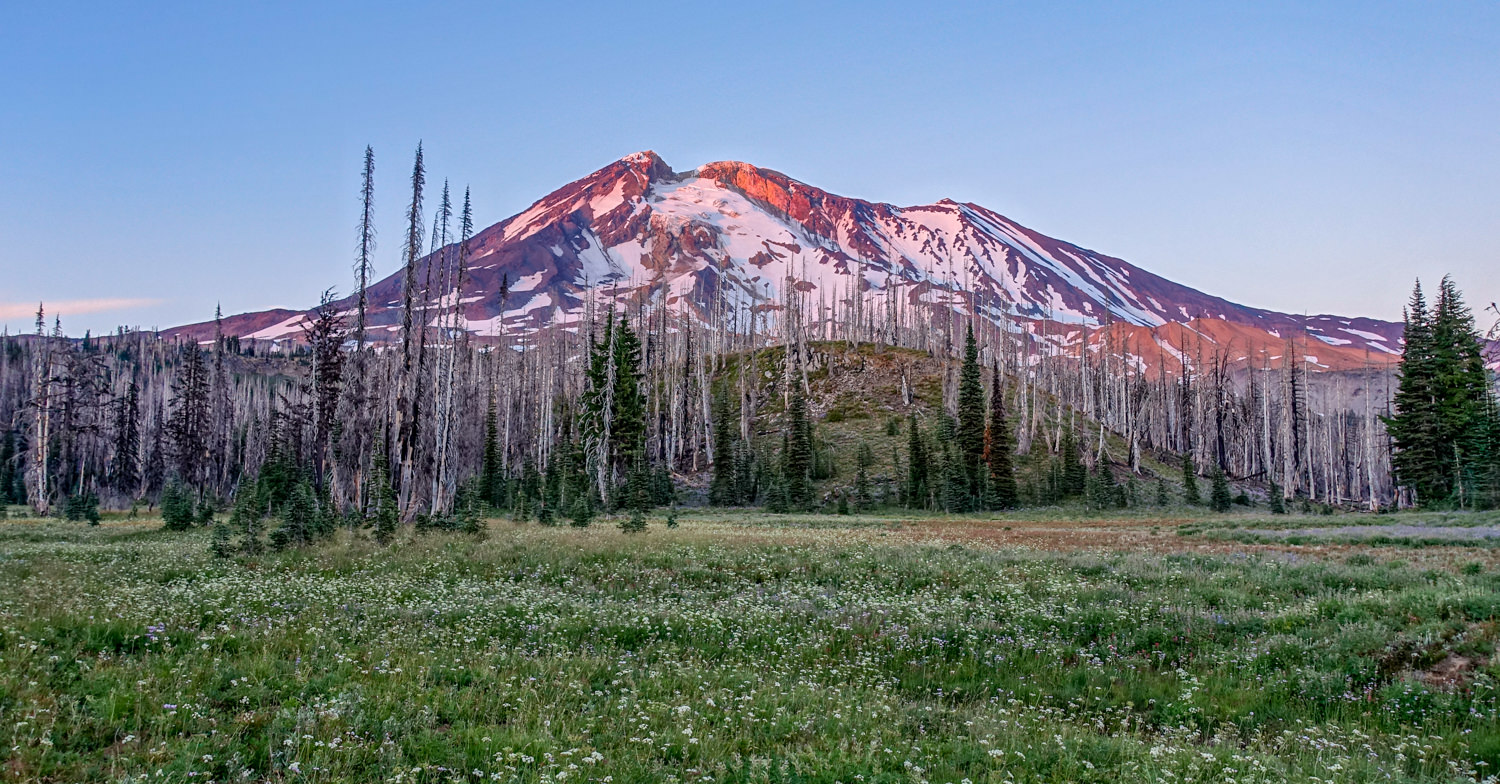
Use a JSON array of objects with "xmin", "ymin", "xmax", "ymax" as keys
[{"xmin": 174, "ymin": 151, "xmax": 1418, "ymax": 372}]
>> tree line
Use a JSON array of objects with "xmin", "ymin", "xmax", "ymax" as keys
[{"xmin": 3, "ymin": 145, "xmax": 1496, "ymax": 546}]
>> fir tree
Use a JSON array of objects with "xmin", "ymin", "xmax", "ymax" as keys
[
  {"xmin": 481, "ymin": 389, "xmax": 506, "ymax": 508},
  {"xmin": 1209, "ymin": 464, "xmax": 1233, "ymax": 512},
  {"xmin": 710, "ymin": 387, "xmax": 737, "ymax": 506},
  {"xmin": 1388, "ymin": 281, "xmax": 1443, "ymax": 503},
  {"xmin": 210, "ymin": 519, "xmax": 234, "ymax": 558},
  {"xmin": 231, "ymin": 489, "xmax": 265, "ymax": 555},
  {"xmin": 1059, "ymin": 428, "xmax": 1086, "ymax": 498},
  {"xmin": 1180, "ymin": 453, "xmax": 1201, "ymax": 505},
  {"xmin": 985, "ymin": 361, "xmax": 1018, "ymax": 509},
  {"xmin": 1268, "ymin": 479, "xmax": 1287, "ymax": 514},
  {"xmin": 853, "ymin": 441, "xmax": 874, "ymax": 511},
  {"xmin": 370, "ymin": 437, "xmax": 399, "ymax": 545},
  {"xmin": 270, "ymin": 480, "xmax": 317, "ymax": 550},
  {"xmin": 784, "ymin": 382, "xmax": 814, "ymax": 510},
  {"xmin": 955, "ymin": 323, "xmax": 986, "ymax": 495},
  {"xmin": 905, "ymin": 414, "xmax": 929, "ymax": 509},
  {"xmin": 161, "ymin": 481, "xmax": 195, "ymax": 531},
  {"xmin": 1155, "ymin": 477, "xmax": 1170, "ymax": 506}
]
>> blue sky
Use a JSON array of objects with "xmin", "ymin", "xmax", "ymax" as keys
[{"xmin": 2, "ymin": 1, "xmax": 1497, "ymax": 334}]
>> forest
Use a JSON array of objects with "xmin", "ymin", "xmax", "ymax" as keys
[{"xmin": 2, "ymin": 147, "xmax": 1498, "ymax": 545}]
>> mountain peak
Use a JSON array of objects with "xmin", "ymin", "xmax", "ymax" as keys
[{"xmin": 176, "ymin": 150, "xmax": 1418, "ymax": 373}]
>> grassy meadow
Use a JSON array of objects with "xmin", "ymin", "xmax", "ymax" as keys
[{"xmin": 2, "ymin": 509, "xmax": 1499, "ymax": 783}]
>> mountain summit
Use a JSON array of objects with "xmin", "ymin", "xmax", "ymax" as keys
[{"xmin": 183, "ymin": 152, "xmax": 1409, "ymax": 371}]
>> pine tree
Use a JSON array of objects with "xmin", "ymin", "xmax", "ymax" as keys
[
  {"xmin": 853, "ymin": 441, "xmax": 874, "ymax": 511},
  {"xmin": 1059, "ymin": 428, "xmax": 1086, "ymax": 498},
  {"xmin": 1388, "ymin": 281, "xmax": 1443, "ymax": 503},
  {"xmin": 985, "ymin": 361, "xmax": 1018, "ymax": 509},
  {"xmin": 370, "ymin": 437, "xmax": 399, "ymax": 545},
  {"xmin": 1388, "ymin": 277, "xmax": 1499, "ymax": 507},
  {"xmin": 1155, "ymin": 477, "xmax": 1170, "ymax": 506},
  {"xmin": 1209, "ymin": 464, "xmax": 1233, "ymax": 512},
  {"xmin": 481, "ymin": 389, "xmax": 506, "ymax": 509},
  {"xmin": 956, "ymin": 323, "xmax": 986, "ymax": 496},
  {"xmin": 710, "ymin": 387, "xmax": 736, "ymax": 506},
  {"xmin": 231, "ymin": 489, "xmax": 265, "ymax": 555},
  {"xmin": 210, "ymin": 518, "xmax": 234, "ymax": 558},
  {"xmin": 610, "ymin": 315, "xmax": 646, "ymax": 479},
  {"xmin": 784, "ymin": 381, "xmax": 814, "ymax": 510},
  {"xmin": 1268, "ymin": 478, "xmax": 1287, "ymax": 514},
  {"xmin": 1180, "ymin": 453, "xmax": 1201, "ymax": 505},
  {"xmin": 160, "ymin": 481, "xmax": 195, "ymax": 531},
  {"xmin": 905, "ymin": 414, "xmax": 929, "ymax": 509}
]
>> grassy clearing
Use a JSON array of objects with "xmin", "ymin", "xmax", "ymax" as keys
[{"xmin": 2, "ymin": 513, "xmax": 1499, "ymax": 783}]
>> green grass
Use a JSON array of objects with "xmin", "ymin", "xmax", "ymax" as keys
[{"xmin": 2, "ymin": 514, "xmax": 1498, "ymax": 783}]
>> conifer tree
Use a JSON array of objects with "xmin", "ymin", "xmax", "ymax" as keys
[
  {"xmin": 1268, "ymin": 478, "xmax": 1287, "ymax": 514},
  {"xmin": 985, "ymin": 360, "xmax": 1018, "ymax": 509},
  {"xmin": 1388, "ymin": 281, "xmax": 1443, "ymax": 503},
  {"xmin": 111, "ymin": 378, "xmax": 141, "ymax": 496},
  {"xmin": 481, "ymin": 388, "xmax": 506, "ymax": 508},
  {"xmin": 161, "ymin": 481, "xmax": 194, "ymax": 531},
  {"xmin": 854, "ymin": 441, "xmax": 874, "ymax": 511},
  {"xmin": 784, "ymin": 381, "xmax": 814, "ymax": 509},
  {"xmin": 210, "ymin": 517, "xmax": 234, "ymax": 558},
  {"xmin": 1181, "ymin": 452, "xmax": 1201, "ymax": 505},
  {"xmin": 710, "ymin": 386, "xmax": 736, "ymax": 506},
  {"xmin": 231, "ymin": 489, "xmax": 264, "ymax": 555},
  {"xmin": 905, "ymin": 414, "xmax": 929, "ymax": 509},
  {"xmin": 370, "ymin": 435, "xmax": 399, "ymax": 545},
  {"xmin": 956, "ymin": 323, "xmax": 986, "ymax": 496},
  {"xmin": 1059, "ymin": 427, "xmax": 1086, "ymax": 498},
  {"xmin": 1209, "ymin": 464, "xmax": 1233, "ymax": 512}
]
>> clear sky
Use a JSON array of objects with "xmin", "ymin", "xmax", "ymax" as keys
[{"xmin": 2, "ymin": 1, "xmax": 1497, "ymax": 335}]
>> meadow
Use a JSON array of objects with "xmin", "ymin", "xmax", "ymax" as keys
[{"xmin": 2, "ymin": 510, "xmax": 1499, "ymax": 783}]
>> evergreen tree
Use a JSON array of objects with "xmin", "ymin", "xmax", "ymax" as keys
[
  {"xmin": 1388, "ymin": 281, "xmax": 1444, "ymax": 503},
  {"xmin": 455, "ymin": 476, "xmax": 487, "ymax": 536},
  {"xmin": 231, "ymin": 489, "xmax": 265, "ymax": 555},
  {"xmin": 904, "ymin": 414, "xmax": 929, "ymax": 509},
  {"xmin": 784, "ymin": 381, "xmax": 814, "ymax": 510},
  {"xmin": 111, "ymin": 378, "xmax": 140, "ymax": 495},
  {"xmin": 161, "ymin": 481, "xmax": 195, "ymax": 531},
  {"xmin": 1180, "ymin": 453, "xmax": 1201, "ymax": 505},
  {"xmin": 1388, "ymin": 277, "xmax": 1499, "ymax": 507},
  {"xmin": 985, "ymin": 361, "xmax": 1018, "ymax": 509},
  {"xmin": 939, "ymin": 442, "xmax": 970, "ymax": 513},
  {"xmin": 710, "ymin": 387, "xmax": 737, "ymax": 506},
  {"xmin": 955, "ymin": 324, "xmax": 986, "ymax": 495},
  {"xmin": 370, "ymin": 437, "xmax": 399, "ymax": 545},
  {"xmin": 481, "ymin": 389, "xmax": 506, "ymax": 508},
  {"xmin": 569, "ymin": 491, "xmax": 594, "ymax": 528},
  {"xmin": 210, "ymin": 518, "xmax": 234, "ymax": 558},
  {"xmin": 1209, "ymin": 464, "xmax": 1233, "ymax": 512},
  {"xmin": 1059, "ymin": 428, "xmax": 1086, "ymax": 498},
  {"xmin": 853, "ymin": 441, "xmax": 874, "ymax": 511},
  {"xmin": 609, "ymin": 315, "xmax": 646, "ymax": 478},
  {"xmin": 1268, "ymin": 478, "xmax": 1287, "ymax": 514}
]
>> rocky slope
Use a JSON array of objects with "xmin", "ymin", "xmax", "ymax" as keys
[{"xmin": 174, "ymin": 151, "xmax": 1424, "ymax": 372}]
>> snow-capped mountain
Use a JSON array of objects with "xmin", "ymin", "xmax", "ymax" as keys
[{"xmin": 178, "ymin": 151, "xmax": 1416, "ymax": 372}]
